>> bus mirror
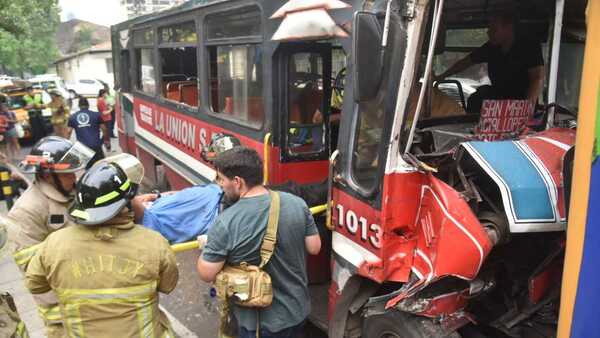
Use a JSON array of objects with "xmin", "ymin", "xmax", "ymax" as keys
[{"xmin": 353, "ymin": 11, "xmax": 383, "ymax": 102}]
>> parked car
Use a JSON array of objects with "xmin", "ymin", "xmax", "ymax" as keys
[
  {"xmin": 66, "ymin": 78, "xmax": 105, "ymax": 98},
  {"xmin": 29, "ymin": 74, "xmax": 71, "ymax": 100},
  {"xmin": 0, "ymin": 75, "xmax": 21, "ymax": 87}
]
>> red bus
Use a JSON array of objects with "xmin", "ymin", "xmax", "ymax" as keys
[
  {"xmin": 111, "ymin": 1, "xmax": 348, "ymax": 191},
  {"xmin": 111, "ymin": 0, "xmax": 594, "ymax": 336}
]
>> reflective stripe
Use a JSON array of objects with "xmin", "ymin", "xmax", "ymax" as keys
[
  {"xmin": 120, "ymin": 179, "xmax": 131, "ymax": 191},
  {"xmin": 70, "ymin": 209, "xmax": 90, "ymax": 220},
  {"xmin": 64, "ymin": 303, "xmax": 85, "ymax": 338},
  {"xmin": 57, "ymin": 282, "xmax": 159, "ymax": 338},
  {"xmin": 95, "ymin": 190, "xmax": 120, "ymax": 205},
  {"xmin": 15, "ymin": 320, "xmax": 29, "ymax": 338},
  {"xmin": 13, "ymin": 243, "xmax": 42, "ymax": 269},
  {"xmin": 137, "ymin": 299, "xmax": 155, "ymax": 338},
  {"xmin": 38, "ymin": 304, "xmax": 62, "ymax": 324},
  {"xmin": 56, "ymin": 281, "xmax": 157, "ymax": 302}
]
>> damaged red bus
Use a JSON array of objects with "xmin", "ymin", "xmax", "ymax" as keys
[{"xmin": 111, "ymin": 0, "xmax": 597, "ymax": 336}]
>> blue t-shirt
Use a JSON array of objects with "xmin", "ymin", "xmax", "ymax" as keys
[{"xmin": 68, "ymin": 109, "xmax": 104, "ymax": 149}]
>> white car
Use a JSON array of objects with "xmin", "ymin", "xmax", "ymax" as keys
[
  {"xmin": 66, "ymin": 78, "xmax": 105, "ymax": 98},
  {"xmin": 29, "ymin": 74, "xmax": 70, "ymax": 99},
  {"xmin": 0, "ymin": 75, "xmax": 23, "ymax": 88}
]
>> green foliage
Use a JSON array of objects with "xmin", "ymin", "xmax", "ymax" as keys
[
  {"xmin": 0, "ymin": 0, "xmax": 60, "ymax": 76},
  {"xmin": 71, "ymin": 26, "xmax": 96, "ymax": 53}
]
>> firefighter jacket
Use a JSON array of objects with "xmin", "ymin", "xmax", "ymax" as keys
[
  {"xmin": 24, "ymin": 211, "xmax": 179, "ymax": 338},
  {"xmin": 6, "ymin": 179, "xmax": 73, "ymax": 332},
  {"xmin": 7, "ymin": 179, "xmax": 73, "ymax": 270}
]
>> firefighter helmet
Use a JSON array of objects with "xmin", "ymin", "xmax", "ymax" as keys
[
  {"xmin": 19, "ymin": 136, "xmax": 95, "ymax": 174},
  {"xmin": 69, "ymin": 153, "xmax": 144, "ymax": 225}
]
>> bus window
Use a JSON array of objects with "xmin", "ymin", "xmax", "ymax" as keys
[
  {"xmin": 555, "ymin": 28, "xmax": 585, "ymax": 113},
  {"xmin": 158, "ymin": 22, "xmax": 198, "ymax": 107},
  {"xmin": 205, "ymin": 7, "xmax": 263, "ymax": 128},
  {"xmin": 205, "ymin": 8, "xmax": 261, "ymax": 40},
  {"xmin": 134, "ymin": 28, "xmax": 154, "ymax": 45},
  {"xmin": 136, "ymin": 48, "xmax": 156, "ymax": 95},
  {"xmin": 120, "ymin": 50, "xmax": 131, "ymax": 92},
  {"xmin": 433, "ymin": 28, "xmax": 490, "ymax": 104},
  {"xmin": 208, "ymin": 44, "xmax": 264, "ymax": 127},
  {"xmin": 353, "ymin": 102, "xmax": 384, "ymax": 189},
  {"xmin": 331, "ymin": 47, "xmax": 346, "ymax": 149},
  {"xmin": 288, "ymin": 52, "xmax": 326, "ymax": 154}
]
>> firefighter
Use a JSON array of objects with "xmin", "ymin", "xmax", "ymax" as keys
[
  {"xmin": 42, "ymin": 90, "xmax": 71, "ymax": 139},
  {"xmin": 25, "ymin": 153, "xmax": 179, "ymax": 338},
  {"xmin": 5, "ymin": 136, "xmax": 94, "ymax": 338}
]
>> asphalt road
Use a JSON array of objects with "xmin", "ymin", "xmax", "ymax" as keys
[{"xmin": 162, "ymin": 249, "xmax": 220, "ymax": 337}]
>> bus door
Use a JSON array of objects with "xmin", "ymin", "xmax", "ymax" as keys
[{"xmin": 276, "ymin": 44, "xmax": 332, "ymax": 183}]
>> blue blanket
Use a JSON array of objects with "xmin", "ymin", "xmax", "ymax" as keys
[{"xmin": 143, "ymin": 184, "xmax": 222, "ymax": 243}]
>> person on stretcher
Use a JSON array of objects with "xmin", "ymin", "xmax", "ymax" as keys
[{"xmin": 131, "ymin": 133, "xmax": 328, "ymax": 244}]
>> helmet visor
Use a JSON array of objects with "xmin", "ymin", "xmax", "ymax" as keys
[{"xmin": 56, "ymin": 142, "xmax": 95, "ymax": 173}]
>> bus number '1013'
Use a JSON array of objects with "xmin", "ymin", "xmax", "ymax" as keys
[{"xmin": 336, "ymin": 204, "xmax": 382, "ymax": 249}]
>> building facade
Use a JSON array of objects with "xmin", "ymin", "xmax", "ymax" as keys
[{"xmin": 54, "ymin": 41, "xmax": 114, "ymax": 90}]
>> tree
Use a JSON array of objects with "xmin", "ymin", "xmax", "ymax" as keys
[
  {"xmin": 71, "ymin": 26, "xmax": 98, "ymax": 53},
  {"xmin": 0, "ymin": 0, "xmax": 60, "ymax": 76}
]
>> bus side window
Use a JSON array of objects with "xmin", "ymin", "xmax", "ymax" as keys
[
  {"xmin": 207, "ymin": 44, "xmax": 264, "ymax": 128},
  {"xmin": 135, "ymin": 48, "xmax": 156, "ymax": 95},
  {"xmin": 158, "ymin": 22, "xmax": 199, "ymax": 107}
]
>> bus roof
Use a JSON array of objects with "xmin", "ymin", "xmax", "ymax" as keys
[{"xmin": 111, "ymin": 0, "xmax": 222, "ymax": 30}]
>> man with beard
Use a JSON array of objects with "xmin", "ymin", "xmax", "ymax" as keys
[
  {"xmin": 5, "ymin": 136, "xmax": 93, "ymax": 338},
  {"xmin": 435, "ymin": 9, "xmax": 544, "ymax": 115},
  {"xmin": 197, "ymin": 147, "xmax": 321, "ymax": 338}
]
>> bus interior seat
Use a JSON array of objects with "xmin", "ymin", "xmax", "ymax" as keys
[
  {"xmin": 166, "ymin": 81, "xmax": 194, "ymax": 103},
  {"xmin": 223, "ymin": 96, "xmax": 264, "ymax": 122},
  {"xmin": 181, "ymin": 84, "xmax": 198, "ymax": 106},
  {"xmin": 248, "ymin": 97, "xmax": 264, "ymax": 122},
  {"xmin": 162, "ymin": 74, "xmax": 187, "ymax": 95}
]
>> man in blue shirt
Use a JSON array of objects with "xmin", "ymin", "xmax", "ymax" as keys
[{"xmin": 68, "ymin": 97, "xmax": 109, "ymax": 168}]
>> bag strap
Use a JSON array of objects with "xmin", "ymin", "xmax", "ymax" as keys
[{"xmin": 259, "ymin": 190, "xmax": 280, "ymax": 268}]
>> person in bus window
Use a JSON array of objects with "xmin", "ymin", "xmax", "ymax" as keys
[{"xmin": 434, "ymin": 9, "xmax": 544, "ymax": 115}]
